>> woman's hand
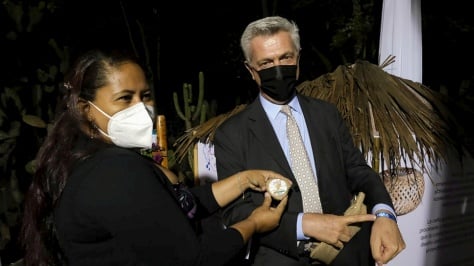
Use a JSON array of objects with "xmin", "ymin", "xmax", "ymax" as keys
[
  {"xmin": 213, "ymin": 169, "xmax": 291, "ymax": 207},
  {"xmin": 238, "ymin": 170, "xmax": 292, "ymax": 192},
  {"xmin": 231, "ymin": 192, "xmax": 288, "ymax": 242},
  {"xmin": 248, "ymin": 192, "xmax": 289, "ymax": 233}
]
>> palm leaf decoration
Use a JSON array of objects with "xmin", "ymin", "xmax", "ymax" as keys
[
  {"xmin": 174, "ymin": 58, "xmax": 465, "ymax": 178},
  {"xmin": 173, "ymin": 104, "xmax": 247, "ymax": 162},
  {"xmin": 298, "ymin": 58, "xmax": 463, "ymax": 177}
]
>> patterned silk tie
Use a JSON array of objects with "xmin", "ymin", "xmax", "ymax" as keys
[{"xmin": 281, "ymin": 105, "xmax": 322, "ymax": 213}]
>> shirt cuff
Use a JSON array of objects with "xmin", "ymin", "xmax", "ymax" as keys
[
  {"xmin": 296, "ymin": 213, "xmax": 309, "ymax": 240},
  {"xmin": 372, "ymin": 203, "xmax": 397, "ymax": 218}
]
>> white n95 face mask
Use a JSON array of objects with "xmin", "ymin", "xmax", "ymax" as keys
[
  {"xmin": 88, "ymin": 101, "xmax": 153, "ymax": 149},
  {"xmin": 145, "ymin": 104, "xmax": 155, "ymax": 120}
]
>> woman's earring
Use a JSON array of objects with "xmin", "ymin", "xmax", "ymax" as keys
[
  {"xmin": 90, "ymin": 122, "xmax": 99, "ymax": 139},
  {"xmin": 88, "ymin": 114, "xmax": 98, "ymax": 139}
]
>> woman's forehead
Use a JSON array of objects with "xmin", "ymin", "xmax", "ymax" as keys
[{"xmin": 106, "ymin": 63, "xmax": 147, "ymax": 89}]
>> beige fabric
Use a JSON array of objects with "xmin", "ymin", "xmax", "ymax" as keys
[{"xmin": 309, "ymin": 192, "xmax": 367, "ymax": 264}]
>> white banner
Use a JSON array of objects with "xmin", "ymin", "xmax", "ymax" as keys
[
  {"xmin": 195, "ymin": 141, "xmax": 218, "ymax": 185},
  {"xmin": 378, "ymin": 0, "xmax": 422, "ymax": 82},
  {"xmin": 386, "ymin": 149, "xmax": 474, "ymax": 265}
]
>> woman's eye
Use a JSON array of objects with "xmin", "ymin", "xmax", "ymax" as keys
[
  {"xmin": 120, "ymin": 95, "xmax": 133, "ymax": 101},
  {"xmin": 142, "ymin": 92, "xmax": 153, "ymax": 101}
]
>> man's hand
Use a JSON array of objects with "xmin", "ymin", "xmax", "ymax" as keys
[
  {"xmin": 302, "ymin": 213, "xmax": 376, "ymax": 249},
  {"xmin": 370, "ymin": 217, "xmax": 406, "ymax": 265}
]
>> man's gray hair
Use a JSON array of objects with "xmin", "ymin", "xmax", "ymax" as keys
[{"xmin": 240, "ymin": 16, "xmax": 301, "ymax": 62}]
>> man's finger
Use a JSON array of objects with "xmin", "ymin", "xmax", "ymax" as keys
[
  {"xmin": 344, "ymin": 214, "xmax": 376, "ymax": 224},
  {"xmin": 333, "ymin": 240, "xmax": 344, "ymax": 249},
  {"xmin": 339, "ymin": 232, "xmax": 352, "ymax": 242}
]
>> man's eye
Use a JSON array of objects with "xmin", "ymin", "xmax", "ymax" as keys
[
  {"xmin": 281, "ymin": 55, "xmax": 295, "ymax": 64},
  {"xmin": 259, "ymin": 62, "xmax": 273, "ymax": 69}
]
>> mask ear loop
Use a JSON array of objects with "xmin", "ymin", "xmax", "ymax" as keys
[{"xmin": 86, "ymin": 101, "xmax": 116, "ymax": 141}]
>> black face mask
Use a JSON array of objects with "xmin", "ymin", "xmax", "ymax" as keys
[{"xmin": 257, "ymin": 65, "xmax": 298, "ymax": 102}]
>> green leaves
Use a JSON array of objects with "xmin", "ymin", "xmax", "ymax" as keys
[{"xmin": 22, "ymin": 114, "xmax": 47, "ymax": 128}]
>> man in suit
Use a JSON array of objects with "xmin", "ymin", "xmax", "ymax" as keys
[{"xmin": 214, "ymin": 16, "xmax": 405, "ymax": 266}]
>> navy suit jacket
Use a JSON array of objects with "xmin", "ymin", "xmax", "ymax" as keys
[{"xmin": 214, "ymin": 93, "xmax": 394, "ymax": 265}]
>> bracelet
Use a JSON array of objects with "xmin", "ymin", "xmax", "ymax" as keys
[
  {"xmin": 375, "ymin": 211, "xmax": 397, "ymax": 222},
  {"xmin": 238, "ymin": 174, "xmax": 246, "ymax": 200}
]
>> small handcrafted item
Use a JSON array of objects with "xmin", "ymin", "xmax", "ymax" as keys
[
  {"xmin": 309, "ymin": 192, "xmax": 367, "ymax": 264},
  {"xmin": 381, "ymin": 167, "xmax": 424, "ymax": 215}
]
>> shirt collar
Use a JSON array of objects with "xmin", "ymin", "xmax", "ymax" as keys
[{"xmin": 259, "ymin": 93, "xmax": 302, "ymax": 119}]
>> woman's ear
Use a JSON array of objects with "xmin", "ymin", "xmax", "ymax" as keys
[{"xmin": 76, "ymin": 98, "xmax": 91, "ymax": 118}]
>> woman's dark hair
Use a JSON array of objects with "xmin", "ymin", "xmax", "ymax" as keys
[{"xmin": 19, "ymin": 49, "xmax": 141, "ymax": 266}]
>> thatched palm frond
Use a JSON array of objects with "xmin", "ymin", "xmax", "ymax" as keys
[
  {"xmin": 297, "ymin": 59, "xmax": 461, "ymax": 176},
  {"xmin": 173, "ymin": 59, "xmax": 464, "ymax": 177},
  {"xmin": 173, "ymin": 104, "xmax": 247, "ymax": 163}
]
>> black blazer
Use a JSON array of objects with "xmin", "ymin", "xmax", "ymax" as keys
[
  {"xmin": 54, "ymin": 141, "xmax": 245, "ymax": 266},
  {"xmin": 214, "ymin": 94, "xmax": 394, "ymax": 265}
]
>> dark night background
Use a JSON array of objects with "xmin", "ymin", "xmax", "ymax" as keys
[
  {"xmin": 3, "ymin": 0, "xmax": 474, "ymax": 119},
  {"xmin": 1, "ymin": 0, "xmax": 474, "ymax": 263},
  {"xmin": 64, "ymin": 0, "xmax": 474, "ymax": 138}
]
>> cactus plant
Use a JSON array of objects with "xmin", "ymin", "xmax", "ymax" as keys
[
  {"xmin": 173, "ymin": 71, "xmax": 207, "ymax": 130},
  {"xmin": 172, "ymin": 72, "xmax": 217, "ymax": 178}
]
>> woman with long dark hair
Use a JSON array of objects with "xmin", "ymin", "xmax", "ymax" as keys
[{"xmin": 19, "ymin": 49, "xmax": 289, "ymax": 266}]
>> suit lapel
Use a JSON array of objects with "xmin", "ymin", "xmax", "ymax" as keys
[
  {"xmin": 247, "ymin": 99, "xmax": 295, "ymax": 179},
  {"xmin": 297, "ymin": 95, "xmax": 328, "ymax": 187}
]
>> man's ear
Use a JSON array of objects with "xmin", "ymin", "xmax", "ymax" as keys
[
  {"xmin": 296, "ymin": 53, "xmax": 301, "ymax": 80},
  {"xmin": 244, "ymin": 61, "xmax": 256, "ymax": 80},
  {"xmin": 296, "ymin": 64, "xmax": 300, "ymax": 80}
]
